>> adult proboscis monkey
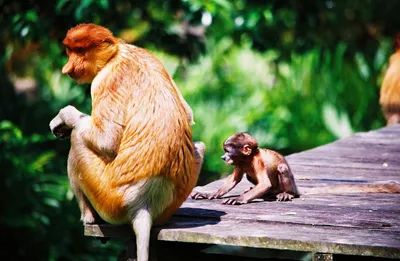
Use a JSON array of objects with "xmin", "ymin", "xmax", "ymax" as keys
[{"xmin": 49, "ymin": 23, "xmax": 205, "ymax": 261}]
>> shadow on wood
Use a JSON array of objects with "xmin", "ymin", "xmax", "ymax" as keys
[{"xmin": 85, "ymin": 125, "xmax": 400, "ymax": 260}]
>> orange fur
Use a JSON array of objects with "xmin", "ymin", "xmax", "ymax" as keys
[
  {"xmin": 380, "ymin": 34, "xmax": 400, "ymax": 126},
  {"xmin": 50, "ymin": 23, "xmax": 204, "ymax": 261}
]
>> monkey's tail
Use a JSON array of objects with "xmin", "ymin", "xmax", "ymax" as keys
[{"xmin": 300, "ymin": 181, "xmax": 400, "ymax": 195}]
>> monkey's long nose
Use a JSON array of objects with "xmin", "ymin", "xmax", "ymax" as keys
[
  {"xmin": 62, "ymin": 61, "xmax": 74, "ymax": 75},
  {"xmin": 221, "ymin": 155, "xmax": 227, "ymax": 161}
]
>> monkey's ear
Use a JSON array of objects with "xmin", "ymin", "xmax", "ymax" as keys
[{"xmin": 241, "ymin": 145, "xmax": 252, "ymax": 156}]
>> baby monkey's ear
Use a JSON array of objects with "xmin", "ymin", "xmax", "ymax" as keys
[{"xmin": 241, "ymin": 144, "xmax": 252, "ymax": 156}]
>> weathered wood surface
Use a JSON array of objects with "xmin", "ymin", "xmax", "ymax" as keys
[{"xmin": 85, "ymin": 125, "xmax": 400, "ymax": 259}]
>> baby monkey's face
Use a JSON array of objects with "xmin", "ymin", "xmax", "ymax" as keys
[
  {"xmin": 221, "ymin": 132, "xmax": 257, "ymax": 166},
  {"xmin": 221, "ymin": 144, "xmax": 241, "ymax": 165}
]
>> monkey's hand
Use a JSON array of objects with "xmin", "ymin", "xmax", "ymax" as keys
[
  {"xmin": 58, "ymin": 105, "xmax": 86, "ymax": 128},
  {"xmin": 276, "ymin": 192, "xmax": 294, "ymax": 202},
  {"xmin": 207, "ymin": 190, "xmax": 226, "ymax": 200},
  {"xmin": 244, "ymin": 186, "xmax": 253, "ymax": 193},
  {"xmin": 50, "ymin": 106, "xmax": 88, "ymax": 139},
  {"xmin": 49, "ymin": 114, "xmax": 72, "ymax": 140},
  {"xmin": 190, "ymin": 191, "xmax": 210, "ymax": 200},
  {"xmin": 222, "ymin": 196, "xmax": 247, "ymax": 205}
]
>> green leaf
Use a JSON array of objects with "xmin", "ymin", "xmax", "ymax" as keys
[
  {"xmin": 25, "ymin": 10, "xmax": 38, "ymax": 22},
  {"xmin": 99, "ymin": 0, "xmax": 109, "ymax": 9},
  {"xmin": 263, "ymin": 10, "xmax": 274, "ymax": 25},
  {"xmin": 374, "ymin": 40, "xmax": 390, "ymax": 71},
  {"xmin": 355, "ymin": 52, "xmax": 370, "ymax": 80},
  {"xmin": 56, "ymin": 0, "xmax": 70, "ymax": 12},
  {"xmin": 43, "ymin": 198, "xmax": 61, "ymax": 208},
  {"xmin": 29, "ymin": 151, "xmax": 57, "ymax": 172},
  {"xmin": 0, "ymin": 121, "xmax": 23, "ymax": 141},
  {"xmin": 322, "ymin": 103, "xmax": 353, "ymax": 139}
]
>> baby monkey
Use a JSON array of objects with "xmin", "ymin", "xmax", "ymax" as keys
[
  {"xmin": 191, "ymin": 132, "xmax": 400, "ymax": 205},
  {"xmin": 191, "ymin": 132, "xmax": 299, "ymax": 205}
]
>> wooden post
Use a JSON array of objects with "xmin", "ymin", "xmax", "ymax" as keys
[
  {"xmin": 313, "ymin": 253, "xmax": 333, "ymax": 261},
  {"xmin": 116, "ymin": 238, "xmax": 161, "ymax": 261},
  {"xmin": 117, "ymin": 239, "xmax": 136, "ymax": 261}
]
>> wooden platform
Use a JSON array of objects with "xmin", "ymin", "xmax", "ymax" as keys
[{"xmin": 85, "ymin": 125, "xmax": 400, "ymax": 260}]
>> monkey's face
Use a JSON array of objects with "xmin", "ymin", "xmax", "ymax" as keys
[
  {"xmin": 221, "ymin": 152, "xmax": 234, "ymax": 165},
  {"xmin": 62, "ymin": 49, "xmax": 97, "ymax": 83},
  {"xmin": 221, "ymin": 145, "xmax": 242, "ymax": 165},
  {"xmin": 62, "ymin": 24, "xmax": 118, "ymax": 84},
  {"xmin": 222, "ymin": 133, "xmax": 257, "ymax": 166},
  {"xmin": 62, "ymin": 43, "xmax": 118, "ymax": 83}
]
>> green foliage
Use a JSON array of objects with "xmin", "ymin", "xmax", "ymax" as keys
[
  {"xmin": 0, "ymin": 0, "xmax": 397, "ymax": 260},
  {"xmin": 0, "ymin": 120, "xmax": 121, "ymax": 260},
  {"xmin": 175, "ymin": 40, "xmax": 388, "ymax": 183}
]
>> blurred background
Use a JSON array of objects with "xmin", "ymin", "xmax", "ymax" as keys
[{"xmin": 1, "ymin": 0, "xmax": 399, "ymax": 260}]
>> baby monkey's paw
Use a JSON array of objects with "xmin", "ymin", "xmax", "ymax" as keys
[
  {"xmin": 222, "ymin": 196, "xmax": 248, "ymax": 205},
  {"xmin": 190, "ymin": 191, "xmax": 209, "ymax": 200},
  {"xmin": 276, "ymin": 192, "xmax": 294, "ymax": 202}
]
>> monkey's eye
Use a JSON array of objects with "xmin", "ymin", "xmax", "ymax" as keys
[
  {"xmin": 224, "ymin": 146, "xmax": 234, "ymax": 152},
  {"xmin": 224, "ymin": 149, "xmax": 234, "ymax": 156},
  {"xmin": 75, "ymin": 47, "xmax": 85, "ymax": 55}
]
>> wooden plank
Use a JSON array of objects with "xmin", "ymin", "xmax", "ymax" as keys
[
  {"xmin": 287, "ymin": 149, "xmax": 400, "ymax": 163},
  {"xmin": 176, "ymin": 196, "xmax": 400, "ymax": 231},
  {"xmin": 204, "ymin": 166, "xmax": 395, "ymax": 184},
  {"xmin": 189, "ymin": 161, "xmax": 400, "ymax": 232},
  {"xmin": 289, "ymin": 166, "xmax": 399, "ymax": 181},
  {"xmin": 285, "ymin": 127, "xmax": 400, "ymax": 166},
  {"xmin": 313, "ymin": 253, "xmax": 333, "ymax": 261},
  {"xmin": 289, "ymin": 154, "xmax": 400, "ymax": 167},
  {"xmin": 286, "ymin": 158, "xmax": 400, "ymax": 171},
  {"xmin": 194, "ymin": 175, "xmax": 400, "ymax": 196},
  {"xmin": 86, "ymin": 190, "xmax": 400, "ymax": 258},
  {"xmin": 296, "ymin": 142, "xmax": 400, "ymax": 154},
  {"xmin": 86, "ymin": 219, "xmax": 400, "ymax": 259},
  {"xmin": 84, "ymin": 125, "xmax": 400, "ymax": 259}
]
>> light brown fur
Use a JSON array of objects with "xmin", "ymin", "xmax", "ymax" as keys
[
  {"xmin": 191, "ymin": 132, "xmax": 399, "ymax": 205},
  {"xmin": 49, "ymin": 23, "xmax": 204, "ymax": 261},
  {"xmin": 380, "ymin": 33, "xmax": 400, "ymax": 126}
]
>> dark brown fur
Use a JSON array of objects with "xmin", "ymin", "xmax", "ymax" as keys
[{"xmin": 191, "ymin": 132, "xmax": 299, "ymax": 204}]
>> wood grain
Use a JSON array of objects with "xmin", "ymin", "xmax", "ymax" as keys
[{"xmin": 85, "ymin": 125, "xmax": 400, "ymax": 259}]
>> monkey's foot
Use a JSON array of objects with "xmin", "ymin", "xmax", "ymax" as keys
[
  {"xmin": 276, "ymin": 192, "xmax": 294, "ymax": 202},
  {"xmin": 81, "ymin": 211, "xmax": 104, "ymax": 224},
  {"xmin": 193, "ymin": 141, "xmax": 206, "ymax": 157},
  {"xmin": 191, "ymin": 190, "xmax": 228, "ymax": 200}
]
